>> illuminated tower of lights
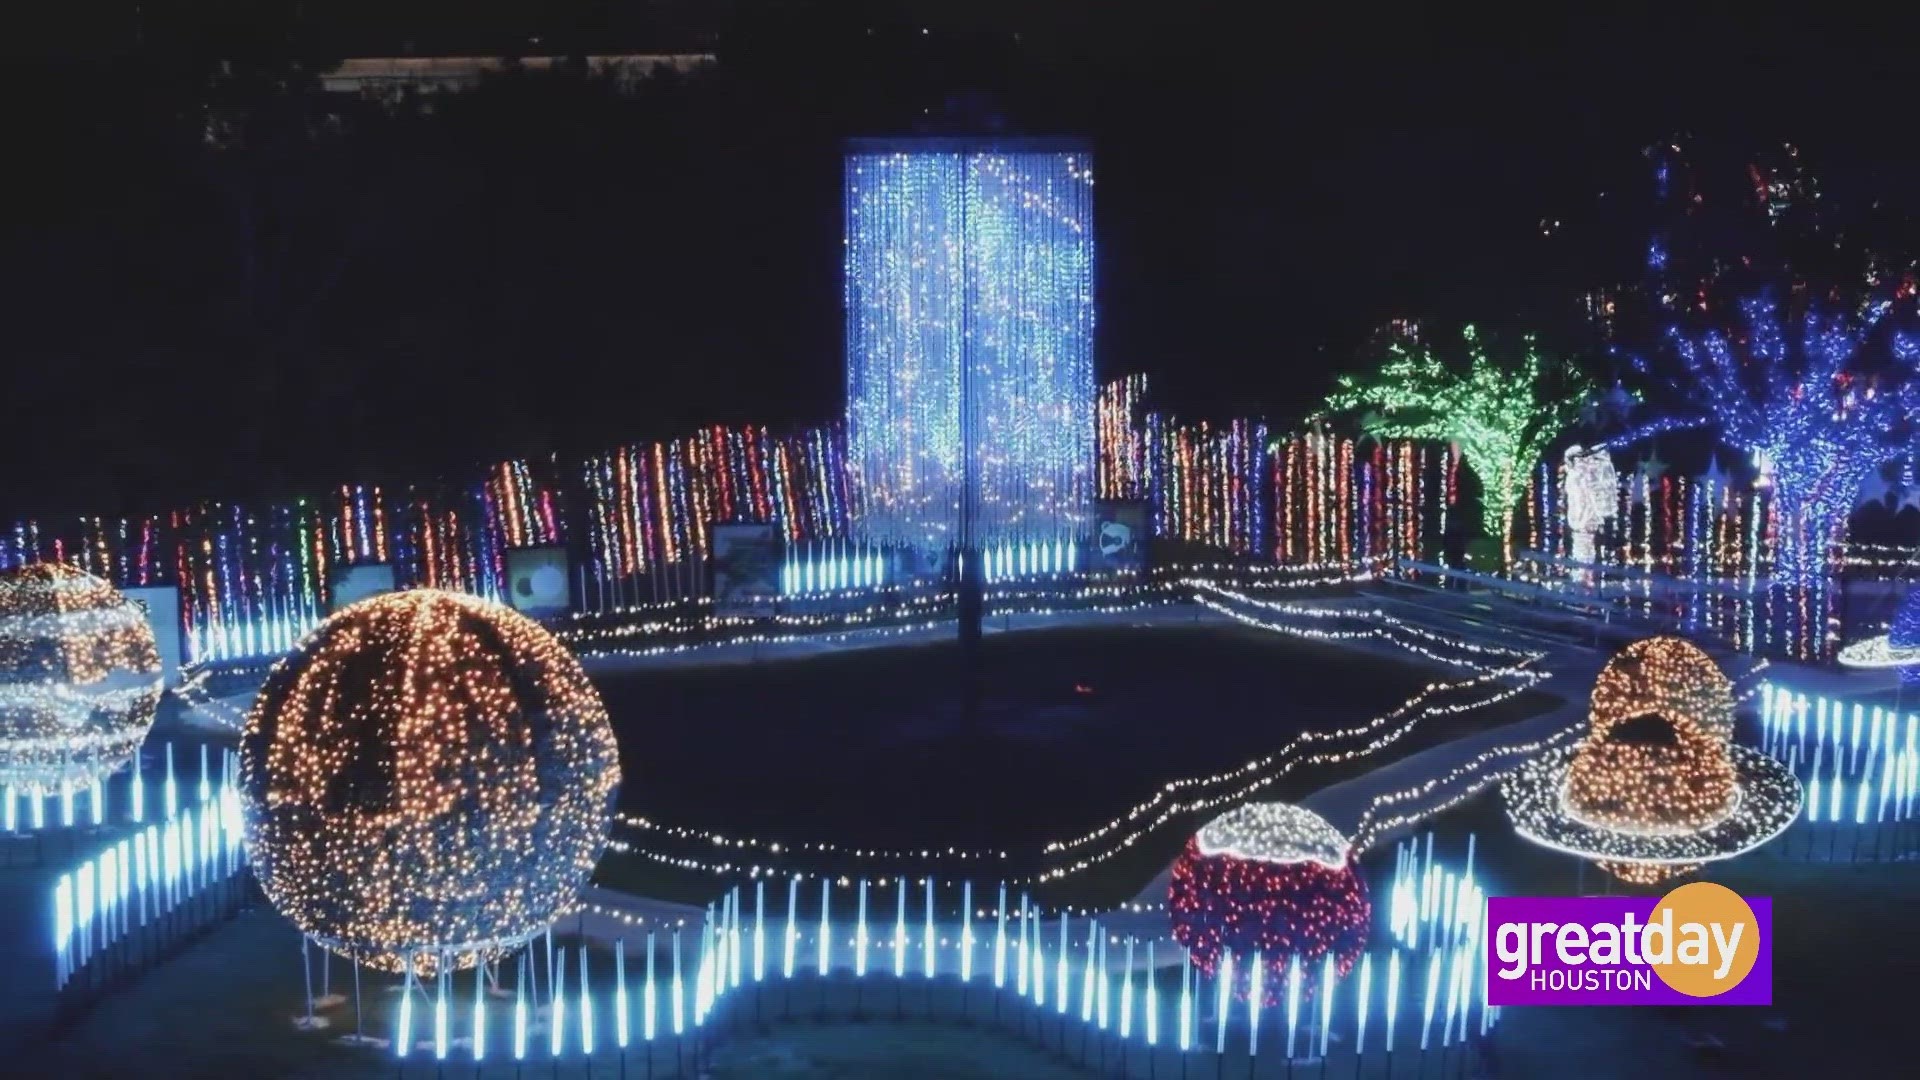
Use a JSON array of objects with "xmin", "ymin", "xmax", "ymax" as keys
[{"xmin": 843, "ymin": 139, "xmax": 1097, "ymax": 562}]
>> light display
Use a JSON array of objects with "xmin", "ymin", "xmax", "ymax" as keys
[
  {"xmin": 1322, "ymin": 325, "xmax": 1590, "ymax": 558},
  {"xmin": 598, "ymin": 574, "xmax": 1546, "ymax": 889},
  {"xmin": 1510, "ymin": 464, "xmax": 1883, "ymax": 661},
  {"xmin": 1097, "ymin": 373, "xmax": 1149, "ymax": 500},
  {"xmin": 0, "ymin": 563, "xmax": 163, "ymax": 791},
  {"xmin": 381, "ymin": 864, "xmax": 1498, "ymax": 1067},
  {"xmin": 4, "ymin": 370, "xmax": 1464, "ymax": 664},
  {"xmin": 1666, "ymin": 296, "xmax": 1920, "ymax": 585},
  {"xmin": 844, "ymin": 141, "xmax": 1097, "ymax": 554},
  {"xmin": 1757, "ymin": 683, "xmax": 1920, "ymax": 831},
  {"xmin": 1586, "ymin": 636, "xmax": 1736, "ymax": 745},
  {"xmin": 1169, "ymin": 802, "xmax": 1370, "ymax": 1002},
  {"xmin": 1837, "ymin": 587, "xmax": 1920, "ymax": 683},
  {"xmin": 1504, "ymin": 636, "xmax": 1801, "ymax": 883},
  {"xmin": 1193, "ymin": 802, "xmax": 1350, "ymax": 867},
  {"xmin": 1565, "ymin": 639, "xmax": 1739, "ymax": 837},
  {"xmin": 53, "ymin": 753, "xmax": 247, "ymax": 992},
  {"xmin": 1148, "ymin": 417, "xmax": 1269, "ymax": 553},
  {"xmin": 240, "ymin": 590, "xmax": 620, "ymax": 974},
  {"xmin": 1562, "ymin": 445, "xmax": 1618, "ymax": 566},
  {"xmin": 1135, "ymin": 416, "xmax": 1432, "ymax": 565},
  {"xmin": 582, "ymin": 424, "xmax": 854, "ymax": 599}
]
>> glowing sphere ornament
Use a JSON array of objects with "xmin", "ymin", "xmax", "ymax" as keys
[
  {"xmin": 1168, "ymin": 803, "xmax": 1369, "ymax": 1002},
  {"xmin": 1837, "ymin": 588, "xmax": 1920, "ymax": 683},
  {"xmin": 240, "ymin": 590, "xmax": 620, "ymax": 974},
  {"xmin": 1504, "ymin": 636, "xmax": 1799, "ymax": 885},
  {"xmin": 0, "ymin": 563, "xmax": 163, "ymax": 792}
]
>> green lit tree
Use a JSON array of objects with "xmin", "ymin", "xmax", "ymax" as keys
[{"xmin": 1322, "ymin": 326, "xmax": 1591, "ymax": 559}]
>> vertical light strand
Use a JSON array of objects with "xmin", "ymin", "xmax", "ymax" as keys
[{"xmin": 845, "ymin": 143, "xmax": 1096, "ymax": 555}]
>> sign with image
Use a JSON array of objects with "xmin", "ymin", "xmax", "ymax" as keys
[
  {"xmin": 711, "ymin": 523, "xmax": 781, "ymax": 617},
  {"xmin": 506, "ymin": 546, "xmax": 572, "ymax": 618},
  {"xmin": 329, "ymin": 563, "xmax": 396, "ymax": 613},
  {"xmin": 1093, "ymin": 500, "xmax": 1149, "ymax": 572},
  {"xmin": 122, "ymin": 584, "xmax": 183, "ymax": 688}
]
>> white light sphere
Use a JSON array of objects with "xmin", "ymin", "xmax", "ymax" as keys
[{"xmin": 0, "ymin": 563, "xmax": 163, "ymax": 792}]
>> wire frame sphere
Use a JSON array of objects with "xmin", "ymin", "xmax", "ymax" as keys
[
  {"xmin": 1169, "ymin": 803, "xmax": 1369, "ymax": 1003},
  {"xmin": 241, "ymin": 590, "xmax": 620, "ymax": 975},
  {"xmin": 0, "ymin": 563, "xmax": 163, "ymax": 792}
]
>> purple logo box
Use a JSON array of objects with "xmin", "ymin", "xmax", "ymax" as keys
[{"xmin": 1487, "ymin": 895, "xmax": 1772, "ymax": 1005}]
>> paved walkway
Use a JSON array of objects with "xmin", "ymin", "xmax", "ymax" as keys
[
  {"xmin": 1126, "ymin": 583, "xmax": 1784, "ymax": 908},
  {"xmin": 573, "ymin": 602, "xmax": 1214, "ymax": 674}
]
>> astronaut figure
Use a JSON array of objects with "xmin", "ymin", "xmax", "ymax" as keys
[{"xmin": 1563, "ymin": 444, "xmax": 1618, "ymax": 568}]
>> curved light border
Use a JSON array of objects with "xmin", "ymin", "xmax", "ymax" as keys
[
  {"xmin": 1503, "ymin": 742, "xmax": 1802, "ymax": 867},
  {"xmin": 1837, "ymin": 635, "xmax": 1920, "ymax": 670}
]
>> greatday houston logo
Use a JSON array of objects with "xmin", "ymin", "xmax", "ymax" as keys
[{"xmin": 1486, "ymin": 882, "xmax": 1771, "ymax": 1005}]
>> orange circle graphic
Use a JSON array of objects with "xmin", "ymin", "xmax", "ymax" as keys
[{"xmin": 1647, "ymin": 881, "xmax": 1760, "ymax": 997}]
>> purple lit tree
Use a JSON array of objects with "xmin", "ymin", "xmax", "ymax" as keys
[{"xmin": 1668, "ymin": 296, "xmax": 1920, "ymax": 584}]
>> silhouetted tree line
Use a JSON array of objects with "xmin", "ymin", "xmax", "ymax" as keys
[{"xmin": 6, "ymin": 6, "xmax": 1919, "ymax": 523}]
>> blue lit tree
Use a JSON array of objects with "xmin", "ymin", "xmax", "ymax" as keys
[{"xmin": 1667, "ymin": 296, "xmax": 1920, "ymax": 583}]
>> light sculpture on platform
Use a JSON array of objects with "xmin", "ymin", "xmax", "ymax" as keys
[
  {"xmin": 844, "ymin": 139, "xmax": 1097, "ymax": 558},
  {"xmin": 1321, "ymin": 325, "xmax": 1589, "ymax": 561},
  {"xmin": 1168, "ymin": 802, "xmax": 1369, "ymax": 1002},
  {"xmin": 1504, "ymin": 636, "xmax": 1800, "ymax": 885},
  {"xmin": 1837, "ymin": 587, "xmax": 1920, "ymax": 683},
  {"xmin": 1562, "ymin": 445, "xmax": 1618, "ymax": 567},
  {"xmin": 1666, "ymin": 295, "xmax": 1920, "ymax": 585},
  {"xmin": 0, "ymin": 563, "xmax": 162, "ymax": 791},
  {"xmin": 240, "ymin": 590, "xmax": 620, "ymax": 975}
]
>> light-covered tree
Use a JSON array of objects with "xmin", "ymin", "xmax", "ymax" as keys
[
  {"xmin": 1323, "ymin": 326, "xmax": 1590, "ymax": 560},
  {"xmin": 1668, "ymin": 295, "xmax": 1920, "ymax": 583}
]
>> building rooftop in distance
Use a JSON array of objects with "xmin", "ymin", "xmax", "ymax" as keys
[{"xmin": 318, "ymin": 53, "xmax": 715, "ymax": 97}]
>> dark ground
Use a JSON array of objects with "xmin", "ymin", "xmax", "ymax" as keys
[
  {"xmin": 590, "ymin": 623, "xmax": 1556, "ymax": 906},
  {"xmin": 598, "ymin": 625, "xmax": 1441, "ymax": 850}
]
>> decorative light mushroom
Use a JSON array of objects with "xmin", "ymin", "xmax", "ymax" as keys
[
  {"xmin": 1837, "ymin": 588, "xmax": 1920, "ymax": 684},
  {"xmin": 1505, "ymin": 636, "xmax": 1800, "ymax": 886}
]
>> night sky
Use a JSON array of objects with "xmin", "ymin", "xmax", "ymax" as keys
[{"xmin": 6, "ymin": 5, "xmax": 1916, "ymax": 520}]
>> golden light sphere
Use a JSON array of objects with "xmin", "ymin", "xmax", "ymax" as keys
[
  {"xmin": 1587, "ymin": 636, "xmax": 1734, "ymax": 744},
  {"xmin": 240, "ymin": 589, "xmax": 620, "ymax": 974},
  {"xmin": 1564, "ymin": 637, "xmax": 1738, "ymax": 839},
  {"xmin": 0, "ymin": 563, "xmax": 163, "ymax": 792}
]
